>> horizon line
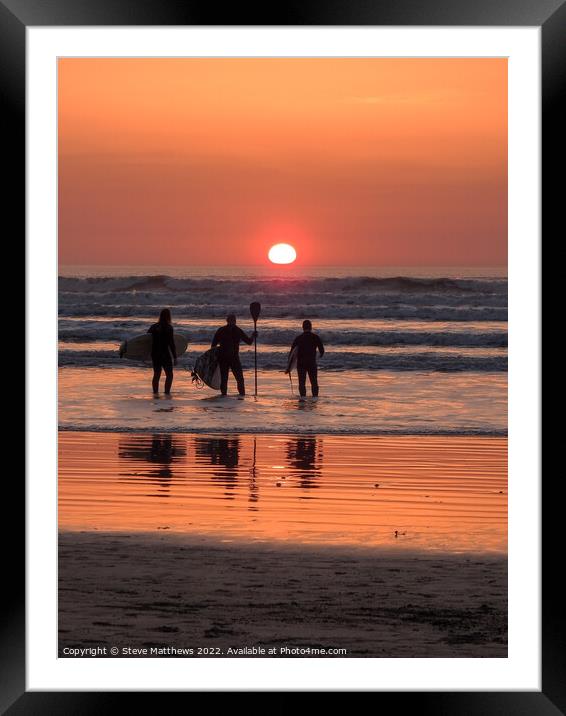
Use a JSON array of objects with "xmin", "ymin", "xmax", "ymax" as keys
[{"xmin": 59, "ymin": 262, "xmax": 509, "ymax": 268}]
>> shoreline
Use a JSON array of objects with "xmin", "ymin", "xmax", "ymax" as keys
[
  {"xmin": 58, "ymin": 367, "xmax": 507, "ymax": 436},
  {"xmin": 58, "ymin": 426, "xmax": 508, "ymax": 436}
]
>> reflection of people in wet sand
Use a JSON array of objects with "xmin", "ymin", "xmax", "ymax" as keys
[
  {"xmin": 286, "ymin": 437, "xmax": 323, "ymax": 490},
  {"xmin": 147, "ymin": 435, "xmax": 178, "ymax": 474},
  {"xmin": 118, "ymin": 434, "xmax": 186, "ymax": 492},
  {"xmin": 248, "ymin": 436, "xmax": 259, "ymax": 508},
  {"xmin": 194, "ymin": 437, "xmax": 241, "ymax": 495}
]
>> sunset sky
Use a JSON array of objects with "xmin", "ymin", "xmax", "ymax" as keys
[{"xmin": 58, "ymin": 58, "xmax": 507, "ymax": 267}]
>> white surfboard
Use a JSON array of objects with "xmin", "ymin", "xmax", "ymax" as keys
[
  {"xmin": 119, "ymin": 333, "xmax": 188, "ymax": 361},
  {"xmin": 285, "ymin": 346, "xmax": 298, "ymax": 374}
]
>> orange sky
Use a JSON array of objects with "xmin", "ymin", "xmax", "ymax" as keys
[{"xmin": 58, "ymin": 58, "xmax": 507, "ymax": 266}]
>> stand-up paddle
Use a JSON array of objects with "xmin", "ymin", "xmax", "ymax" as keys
[{"xmin": 249, "ymin": 302, "xmax": 261, "ymax": 397}]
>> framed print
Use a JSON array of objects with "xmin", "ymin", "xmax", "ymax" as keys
[{"xmin": 8, "ymin": 0, "xmax": 557, "ymax": 708}]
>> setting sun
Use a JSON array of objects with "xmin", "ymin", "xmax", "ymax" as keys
[{"xmin": 268, "ymin": 243, "xmax": 297, "ymax": 265}]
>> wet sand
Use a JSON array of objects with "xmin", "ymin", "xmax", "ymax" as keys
[
  {"xmin": 59, "ymin": 432, "xmax": 507, "ymax": 657},
  {"xmin": 59, "ymin": 432, "xmax": 507, "ymax": 552}
]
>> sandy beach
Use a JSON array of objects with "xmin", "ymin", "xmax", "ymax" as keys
[
  {"xmin": 59, "ymin": 432, "xmax": 507, "ymax": 657},
  {"xmin": 59, "ymin": 532, "xmax": 506, "ymax": 658}
]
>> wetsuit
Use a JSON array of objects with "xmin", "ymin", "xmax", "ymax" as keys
[
  {"xmin": 290, "ymin": 331, "xmax": 324, "ymax": 397},
  {"xmin": 211, "ymin": 324, "xmax": 254, "ymax": 395},
  {"xmin": 148, "ymin": 322, "xmax": 177, "ymax": 393}
]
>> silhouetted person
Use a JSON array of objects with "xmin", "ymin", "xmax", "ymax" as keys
[
  {"xmin": 289, "ymin": 319, "xmax": 324, "ymax": 397},
  {"xmin": 148, "ymin": 308, "xmax": 177, "ymax": 395},
  {"xmin": 211, "ymin": 314, "xmax": 256, "ymax": 396}
]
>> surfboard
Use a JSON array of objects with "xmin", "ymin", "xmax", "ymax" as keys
[
  {"xmin": 191, "ymin": 348, "xmax": 221, "ymax": 390},
  {"xmin": 285, "ymin": 346, "xmax": 298, "ymax": 374},
  {"xmin": 119, "ymin": 333, "xmax": 188, "ymax": 362}
]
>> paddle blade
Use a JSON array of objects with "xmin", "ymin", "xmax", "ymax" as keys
[{"xmin": 249, "ymin": 302, "xmax": 261, "ymax": 322}]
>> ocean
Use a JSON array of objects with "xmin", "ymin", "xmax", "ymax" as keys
[{"xmin": 58, "ymin": 265, "xmax": 507, "ymax": 435}]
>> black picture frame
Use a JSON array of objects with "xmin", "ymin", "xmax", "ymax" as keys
[{"xmin": 8, "ymin": 0, "xmax": 555, "ymax": 707}]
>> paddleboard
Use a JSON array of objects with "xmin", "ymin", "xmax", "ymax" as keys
[
  {"xmin": 119, "ymin": 333, "xmax": 188, "ymax": 362},
  {"xmin": 191, "ymin": 348, "xmax": 221, "ymax": 390},
  {"xmin": 285, "ymin": 346, "xmax": 298, "ymax": 374}
]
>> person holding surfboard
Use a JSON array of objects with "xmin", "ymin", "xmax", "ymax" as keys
[
  {"xmin": 288, "ymin": 320, "xmax": 324, "ymax": 397},
  {"xmin": 148, "ymin": 308, "xmax": 178, "ymax": 395},
  {"xmin": 211, "ymin": 314, "xmax": 257, "ymax": 396}
]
